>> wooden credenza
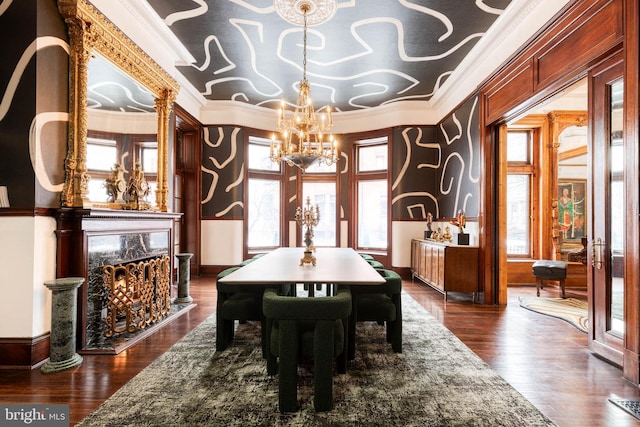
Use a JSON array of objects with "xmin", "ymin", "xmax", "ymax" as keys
[{"xmin": 411, "ymin": 239, "xmax": 479, "ymax": 301}]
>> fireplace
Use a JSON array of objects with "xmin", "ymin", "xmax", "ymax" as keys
[
  {"xmin": 102, "ymin": 255, "xmax": 171, "ymax": 337},
  {"xmin": 55, "ymin": 208, "xmax": 186, "ymax": 354}
]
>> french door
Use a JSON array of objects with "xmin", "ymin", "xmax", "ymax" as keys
[{"xmin": 588, "ymin": 54, "xmax": 624, "ymax": 365}]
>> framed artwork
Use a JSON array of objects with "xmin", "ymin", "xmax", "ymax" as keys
[{"xmin": 558, "ymin": 179, "xmax": 587, "ymax": 243}]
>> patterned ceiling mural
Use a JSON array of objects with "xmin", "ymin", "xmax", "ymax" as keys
[
  {"xmin": 146, "ymin": 0, "xmax": 512, "ymax": 112},
  {"xmin": 87, "ymin": 55, "xmax": 157, "ymax": 113}
]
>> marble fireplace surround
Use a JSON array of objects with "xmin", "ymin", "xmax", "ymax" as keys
[{"xmin": 55, "ymin": 209, "xmax": 192, "ymax": 355}]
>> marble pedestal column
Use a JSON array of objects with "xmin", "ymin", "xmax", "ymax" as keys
[
  {"xmin": 41, "ymin": 277, "xmax": 84, "ymax": 373},
  {"xmin": 175, "ymin": 253, "xmax": 193, "ymax": 304}
]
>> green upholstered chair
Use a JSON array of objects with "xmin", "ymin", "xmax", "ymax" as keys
[
  {"xmin": 359, "ymin": 253, "xmax": 375, "ymax": 261},
  {"xmin": 367, "ymin": 259, "xmax": 385, "ymax": 270},
  {"xmin": 263, "ymin": 288, "xmax": 352, "ymax": 412},
  {"xmin": 347, "ymin": 268, "xmax": 402, "ymax": 360},
  {"xmin": 215, "ymin": 267, "xmax": 265, "ymax": 354}
]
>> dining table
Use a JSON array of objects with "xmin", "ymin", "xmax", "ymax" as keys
[{"xmin": 217, "ymin": 247, "xmax": 385, "ymax": 293}]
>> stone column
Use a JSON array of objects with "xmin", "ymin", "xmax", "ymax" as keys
[
  {"xmin": 41, "ymin": 277, "xmax": 84, "ymax": 373},
  {"xmin": 175, "ymin": 253, "xmax": 193, "ymax": 304}
]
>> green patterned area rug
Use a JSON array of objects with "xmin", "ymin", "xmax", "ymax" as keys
[
  {"xmin": 519, "ymin": 296, "xmax": 589, "ymax": 333},
  {"xmin": 78, "ymin": 293, "xmax": 555, "ymax": 426}
]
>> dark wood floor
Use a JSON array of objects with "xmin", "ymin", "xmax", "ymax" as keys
[{"xmin": 1, "ymin": 276, "xmax": 640, "ymax": 426}]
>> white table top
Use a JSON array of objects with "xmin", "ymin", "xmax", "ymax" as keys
[{"xmin": 217, "ymin": 247, "xmax": 386, "ymax": 285}]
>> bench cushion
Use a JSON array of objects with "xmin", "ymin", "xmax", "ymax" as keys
[{"xmin": 532, "ymin": 260, "xmax": 568, "ymax": 279}]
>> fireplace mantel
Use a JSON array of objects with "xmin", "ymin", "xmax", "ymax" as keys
[{"xmin": 55, "ymin": 208, "xmax": 183, "ymax": 352}]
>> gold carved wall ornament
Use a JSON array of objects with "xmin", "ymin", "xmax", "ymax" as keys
[{"xmin": 57, "ymin": 0, "xmax": 179, "ymax": 211}]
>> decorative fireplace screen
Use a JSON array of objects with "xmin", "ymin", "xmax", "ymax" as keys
[{"xmin": 102, "ymin": 255, "xmax": 171, "ymax": 337}]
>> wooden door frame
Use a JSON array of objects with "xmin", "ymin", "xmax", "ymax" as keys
[
  {"xmin": 174, "ymin": 104, "xmax": 202, "ymax": 275},
  {"xmin": 477, "ymin": 0, "xmax": 640, "ymax": 384},
  {"xmin": 622, "ymin": 0, "xmax": 640, "ymax": 384},
  {"xmin": 588, "ymin": 52, "xmax": 625, "ymax": 367},
  {"xmin": 478, "ymin": 0, "xmax": 625, "ymax": 305}
]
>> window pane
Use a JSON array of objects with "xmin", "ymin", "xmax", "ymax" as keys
[
  {"xmin": 358, "ymin": 145, "xmax": 387, "ymax": 172},
  {"xmin": 88, "ymin": 177, "xmax": 109, "ymax": 202},
  {"xmin": 141, "ymin": 146, "xmax": 157, "ymax": 173},
  {"xmin": 86, "ymin": 139, "xmax": 117, "ymax": 171},
  {"xmin": 507, "ymin": 131, "xmax": 530, "ymax": 163},
  {"xmin": 302, "ymin": 181, "xmax": 336, "ymax": 247},
  {"xmin": 305, "ymin": 160, "xmax": 336, "ymax": 173},
  {"xmin": 249, "ymin": 137, "xmax": 280, "ymax": 171},
  {"xmin": 247, "ymin": 178, "xmax": 280, "ymax": 247},
  {"xmin": 506, "ymin": 174, "xmax": 530, "ymax": 255},
  {"xmin": 357, "ymin": 180, "xmax": 387, "ymax": 249}
]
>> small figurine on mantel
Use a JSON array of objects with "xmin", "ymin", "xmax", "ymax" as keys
[
  {"xmin": 105, "ymin": 162, "xmax": 127, "ymax": 204},
  {"xmin": 424, "ymin": 212, "xmax": 434, "ymax": 239},
  {"xmin": 442, "ymin": 226, "xmax": 453, "ymax": 242},
  {"xmin": 450, "ymin": 209, "xmax": 469, "ymax": 245},
  {"xmin": 125, "ymin": 161, "xmax": 151, "ymax": 210},
  {"xmin": 432, "ymin": 227, "xmax": 442, "ymax": 241}
]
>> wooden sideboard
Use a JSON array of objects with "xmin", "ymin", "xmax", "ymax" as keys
[{"xmin": 411, "ymin": 239, "xmax": 479, "ymax": 301}]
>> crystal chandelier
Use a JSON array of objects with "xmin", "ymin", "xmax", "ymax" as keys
[{"xmin": 271, "ymin": 0, "xmax": 339, "ymax": 171}]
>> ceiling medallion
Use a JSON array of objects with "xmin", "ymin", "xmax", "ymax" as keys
[{"xmin": 273, "ymin": 0, "xmax": 337, "ymax": 27}]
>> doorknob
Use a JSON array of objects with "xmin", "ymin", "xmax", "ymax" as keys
[{"xmin": 591, "ymin": 237, "xmax": 603, "ymax": 270}]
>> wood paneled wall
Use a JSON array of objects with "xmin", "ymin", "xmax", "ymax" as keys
[{"xmin": 478, "ymin": 0, "xmax": 625, "ymax": 306}]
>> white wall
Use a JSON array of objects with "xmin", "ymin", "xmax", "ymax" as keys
[
  {"xmin": 201, "ymin": 219, "xmax": 244, "ymax": 265},
  {"xmin": 0, "ymin": 216, "xmax": 57, "ymax": 338}
]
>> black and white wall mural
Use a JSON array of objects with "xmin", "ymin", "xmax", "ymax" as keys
[
  {"xmin": 436, "ymin": 95, "xmax": 480, "ymax": 218},
  {"xmin": 202, "ymin": 95, "xmax": 480, "ymax": 223},
  {"xmin": 391, "ymin": 125, "xmax": 441, "ymax": 220},
  {"xmin": 391, "ymin": 96, "xmax": 480, "ymax": 221},
  {"xmin": 201, "ymin": 126, "xmax": 245, "ymax": 219},
  {"xmin": 0, "ymin": 0, "xmax": 68, "ymax": 209}
]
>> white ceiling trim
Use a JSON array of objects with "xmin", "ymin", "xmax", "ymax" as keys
[{"xmin": 431, "ymin": 0, "xmax": 572, "ymax": 120}]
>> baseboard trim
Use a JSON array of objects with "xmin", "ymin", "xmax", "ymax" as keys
[{"xmin": 0, "ymin": 333, "xmax": 50, "ymax": 370}]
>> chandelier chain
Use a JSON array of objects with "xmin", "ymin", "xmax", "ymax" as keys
[{"xmin": 302, "ymin": 7, "xmax": 308, "ymax": 83}]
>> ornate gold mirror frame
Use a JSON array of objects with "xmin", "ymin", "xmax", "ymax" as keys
[
  {"xmin": 57, "ymin": 0, "xmax": 179, "ymax": 211},
  {"xmin": 548, "ymin": 110, "xmax": 588, "ymax": 259}
]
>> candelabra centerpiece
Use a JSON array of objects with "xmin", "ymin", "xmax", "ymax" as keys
[{"xmin": 295, "ymin": 196, "xmax": 320, "ymax": 265}]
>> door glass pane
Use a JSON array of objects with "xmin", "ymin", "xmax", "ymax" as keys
[
  {"xmin": 609, "ymin": 79, "xmax": 624, "ymax": 336},
  {"xmin": 302, "ymin": 182, "xmax": 336, "ymax": 247},
  {"xmin": 247, "ymin": 178, "xmax": 280, "ymax": 248},
  {"xmin": 506, "ymin": 174, "xmax": 530, "ymax": 255},
  {"xmin": 357, "ymin": 180, "xmax": 387, "ymax": 249}
]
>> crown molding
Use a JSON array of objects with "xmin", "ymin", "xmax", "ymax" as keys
[
  {"xmin": 199, "ymin": 100, "xmax": 439, "ymax": 132},
  {"xmin": 88, "ymin": 0, "xmax": 195, "ymax": 68},
  {"xmin": 431, "ymin": 0, "xmax": 571, "ymax": 120}
]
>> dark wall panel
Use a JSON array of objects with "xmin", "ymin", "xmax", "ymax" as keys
[
  {"xmin": 437, "ymin": 96, "xmax": 480, "ymax": 218},
  {"xmin": 0, "ymin": 1, "xmax": 37, "ymax": 208},
  {"xmin": 0, "ymin": 0, "xmax": 68, "ymax": 209},
  {"xmin": 201, "ymin": 126, "xmax": 244, "ymax": 219},
  {"xmin": 391, "ymin": 126, "xmax": 439, "ymax": 220}
]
